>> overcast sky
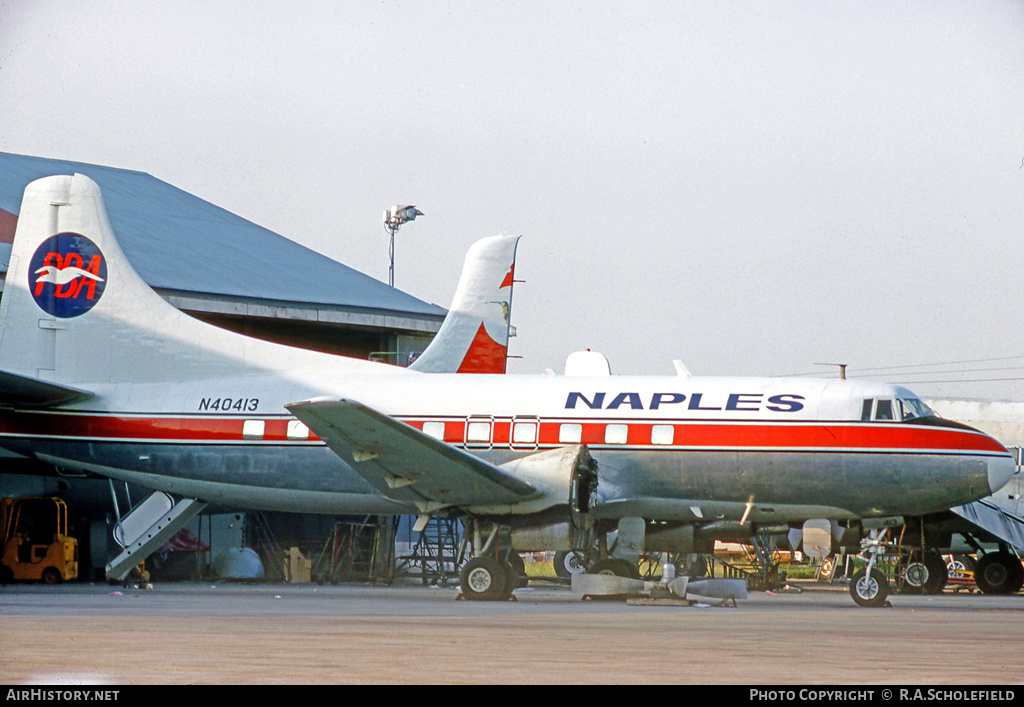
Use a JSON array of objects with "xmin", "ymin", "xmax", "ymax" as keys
[{"xmin": 2, "ymin": 1, "xmax": 1023, "ymax": 399}]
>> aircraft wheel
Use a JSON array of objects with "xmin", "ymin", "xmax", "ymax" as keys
[
  {"xmin": 1011, "ymin": 560, "xmax": 1024, "ymax": 593},
  {"xmin": 922, "ymin": 554, "xmax": 947, "ymax": 594},
  {"xmin": 946, "ymin": 554, "xmax": 975, "ymax": 577},
  {"xmin": 903, "ymin": 562, "xmax": 927, "ymax": 592},
  {"xmin": 497, "ymin": 556, "xmax": 526, "ymax": 594},
  {"xmin": 588, "ymin": 558, "xmax": 640, "ymax": 579},
  {"xmin": 553, "ymin": 550, "xmax": 586, "ymax": 578},
  {"xmin": 850, "ymin": 568, "xmax": 888, "ymax": 607},
  {"xmin": 459, "ymin": 557, "xmax": 509, "ymax": 601},
  {"xmin": 974, "ymin": 552, "xmax": 1021, "ymax": 594},
  {"xmin": 503, "ymin": 551, "xmax": 528, "ymax": 588}
]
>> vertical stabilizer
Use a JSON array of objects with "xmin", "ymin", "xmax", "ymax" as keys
[
  {"xmin": 409, "ymin": 234, "xmax": 519, "ymax": 374},
  {"xmin": 0, "ymin": 173, "xmax": 378, "ymax": 388},
  {"xmin": 0, "ymin": 173, "xmax": 181, "ymax": 384}
]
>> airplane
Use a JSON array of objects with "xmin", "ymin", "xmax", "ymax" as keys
[{"xmin": 0, "ymin": 173, "xmax": 1013, "ymax": 608}]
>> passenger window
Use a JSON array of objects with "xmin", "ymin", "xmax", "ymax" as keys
[
  {"xmin": 605, "ymin": 424, "xmax": 628, "ymax": 444},
  {"xmin": 651, "ymin": 425, "xmax": 674, "ymax": 445},
  {"xmin": 512, "ymin": 420, "xmax": 538, "ymax": 447},
  {"xmin": 242, "ymin": 420, "xmax": 265, "ymax": 440},
  {"xmin": 466, "ymin": 421, "xmax": 491, "ymax": 444},
  {"xmin": 422, "ymin": 421, "xmax": 446, "ymax": 441},
  {"xmin": 559, "ymin": 423, "xmax": 582, "ymax": 444},
  {"xmin": 287, "ymin": 420, "xmax": 310, "ymax": 440}
]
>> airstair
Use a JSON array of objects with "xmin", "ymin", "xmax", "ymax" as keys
[{"xmin": 105, "ymin": 490, "xmax": 206, "ymax": 581}]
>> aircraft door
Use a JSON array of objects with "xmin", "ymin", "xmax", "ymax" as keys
[{"xmin": 568, "ymin": 448, "xmax": 599, "ymax": 552}]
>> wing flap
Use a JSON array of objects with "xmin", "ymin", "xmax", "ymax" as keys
[
  {"xmin": 285, "ymin": 398, "xmax": 537, "ymax": 509},
  {"xmin": 0, "ymin": 370, "xmax": 94, "ymax": 408}
]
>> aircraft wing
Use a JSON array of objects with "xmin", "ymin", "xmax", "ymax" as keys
[
  {"xmin": 0, "ymin": 370, "xmax": 94, "ymax": 408},
  {"xmin": 285, "ymin": 398, "xmax": 538, "ymax": 509}
]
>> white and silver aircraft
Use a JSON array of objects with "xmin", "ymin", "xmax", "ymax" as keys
[{"xmin": 0, "ymin": 174, "xmax": 1014, "ymax": 607}]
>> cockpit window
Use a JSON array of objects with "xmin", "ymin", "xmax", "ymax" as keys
[
  {"xmin": 861, "ymin": 397, "xmax": 937, "ymax": 422},
  {"xmin": 898, "ymin": 397, "xmax": 936, "ymax": 421}
]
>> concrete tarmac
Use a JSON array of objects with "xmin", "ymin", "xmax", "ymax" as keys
[{"xmin": 1, "ymin": 579, "xmax": 1022, "ymax": 685}]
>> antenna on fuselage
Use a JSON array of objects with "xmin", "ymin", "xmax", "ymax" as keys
[{"xmin": 815, "ymin": 363, "xmax": 848, "ymax": 380}]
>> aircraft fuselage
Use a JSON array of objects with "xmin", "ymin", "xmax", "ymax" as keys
[{"xmin": 0, "ymin": 373, "xmax": 1009, "ymax": 524}]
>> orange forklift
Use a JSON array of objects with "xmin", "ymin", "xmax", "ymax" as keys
[{"xmin": 0, "ymin": 497, "xmax": 78, "ymax": 583}]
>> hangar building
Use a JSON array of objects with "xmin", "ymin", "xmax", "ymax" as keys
[
  {"xmin": 0, "ymin": 152, "xmax": 449, "ymax": 582},
  {"xmin": 0, "ymin": 152, "xmax": 445, "ymax": 358}
]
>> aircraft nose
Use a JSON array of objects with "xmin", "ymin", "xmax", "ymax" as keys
[{"xmin": 988, "ymin": 454, "xmax": 1016, "ymax": 495}]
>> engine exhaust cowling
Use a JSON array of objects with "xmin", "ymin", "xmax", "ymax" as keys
[{"xmin": 465, "ymin": 445, "xmax": 598, "ymax": 520}]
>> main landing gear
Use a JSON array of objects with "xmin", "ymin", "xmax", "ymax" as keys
[
  {"xmin": 973, "ymin": 547, "xmax": 1024, "ymax": 595},
  {"xmin": 456, "ymin": 520, "xmax": 525, "ymax": 601}
]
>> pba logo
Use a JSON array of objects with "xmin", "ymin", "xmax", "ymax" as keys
[{"xmin": 28, "ymin": 233, "xmax": 107, "ymax": 318}]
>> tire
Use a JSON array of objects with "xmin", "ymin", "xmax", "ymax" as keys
[
  {"xmin": 503, "ymin": 551, "xmax": 528, "ymax": 588},
  {"xmin": 553, "ymin": 551, "xmax": 586, "ymax": 579},
  {"xmin": 922, "ymin": 554, "xmax": 947, "ymax": 594},
  {"xmin": 905, "ymin": 555, "xmax": 947, "ymax": 595},
  {"xmin": 41, "ymin": 567, "xmax": 62, "ymax": 585},
  {"xmin": 498, "ymin": 556, "xmax": 526, "ymax": 594},
  {"xmin": 1010, "ymin": 558, "xmax": 1024, "ymax": 594},
  {"xmin": 459, "ymin": 557, "xmax": 509, "ymax": 601},
  {"xmin": 588, "ymin": 558, "xmax": 640, "ymax": 580},
  {"xmin": 903, "ymin": 561, "xmax": 927, "ymax": 591},
  {"xmin": 974, "ymin": 552, "xmax": 1020, "ymax": 595},
  {"xmin": 850, "ymin": 567, "xmax": 888, "ymax": 607}
]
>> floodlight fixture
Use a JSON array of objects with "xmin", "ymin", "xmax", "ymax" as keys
[{"xmin": 383, "ymin": 205, "xmax": 423, "ymax": 287}]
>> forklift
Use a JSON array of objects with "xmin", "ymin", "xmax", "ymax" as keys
[{"xmin": 0, "ymin": 497, "xmax": 78, "ymax": 583}]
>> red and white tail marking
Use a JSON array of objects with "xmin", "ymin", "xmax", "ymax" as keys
[{"xmin": 410, "ymin": 235, "xmax": 519, "ymax": 374}]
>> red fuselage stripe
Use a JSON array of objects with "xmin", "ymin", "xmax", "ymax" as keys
[{"xmin": 0, "ymin": 411, "xmax": 1006, "ymax": 454}]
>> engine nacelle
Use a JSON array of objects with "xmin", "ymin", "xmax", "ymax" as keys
[
  {"xmin": 464, "ymin": 444, "xmax": 598, "ymax": 518},
  {"xmin": 511, "ymin": 522, "xmax": 572, "ymax": 552}
]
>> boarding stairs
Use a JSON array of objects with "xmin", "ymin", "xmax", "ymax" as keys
[{"xmin": 105, "ymin": 490, "xmax": 207, "ymax": 581}]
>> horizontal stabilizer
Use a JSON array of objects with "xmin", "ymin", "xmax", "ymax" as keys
[
  {"xmin": 285, "ymin": 398, "xmax": 537, "ymax": 510},
  {"xmin": 0, "ymin": 370, "xmax": 93, "ymax": 408}
]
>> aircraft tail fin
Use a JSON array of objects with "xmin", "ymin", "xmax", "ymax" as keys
[
  {"xmin": 0, "ymin": 173, "xmax": 177, "ymax": 386},
  {"xmin": 0, "ymin": 173, "xmax": 377, "ymax": 390},
  {"xmin": 408, "ymin": 234, "xmax": 520, "ymax": 374}
]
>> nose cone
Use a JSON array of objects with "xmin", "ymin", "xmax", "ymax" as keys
[{"xmin": 988, "ymin": 454, "xmax": 1016, "ymax": 495}]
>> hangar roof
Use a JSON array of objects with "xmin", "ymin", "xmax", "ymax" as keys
[{"xmin": 0, "ymin": 152, "xmax": 444, "ymax": 334}]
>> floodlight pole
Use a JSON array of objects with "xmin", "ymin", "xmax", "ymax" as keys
[
  {"xmin": 386, "ymin": 222, "xmax": 398, "ymax": 288},
  {"xmin": 383, "ymin": 205, "xmax": 423, "ymax": 288}
]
